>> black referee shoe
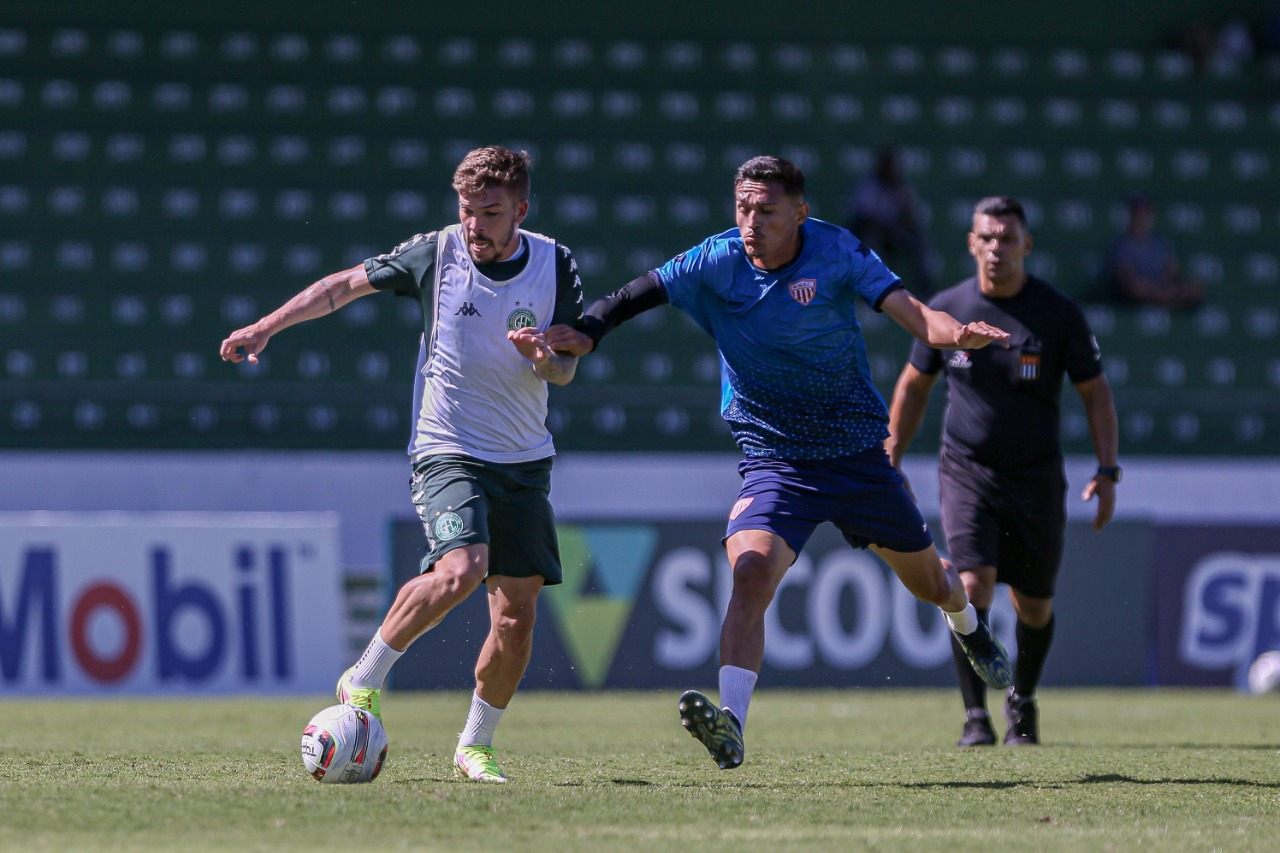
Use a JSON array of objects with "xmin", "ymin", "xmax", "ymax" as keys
[
  {"xmin": 1003, "ymin": 691, "xmax": 1040, "ymax": 745},
  {"xmin": 957, "ymin": 713, "xmax": 996, "ymax": 747}
]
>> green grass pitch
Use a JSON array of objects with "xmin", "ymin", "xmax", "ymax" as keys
[{"xmin": 2, "ymin": 688, "xmax": 1277, "ymax": 851}]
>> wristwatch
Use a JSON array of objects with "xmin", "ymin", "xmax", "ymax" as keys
[{"xmin": 1096, "ymin": 465, "xmax": 1123, "ymax": 483}]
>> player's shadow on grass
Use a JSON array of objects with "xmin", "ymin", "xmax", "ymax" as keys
[
  {"xmin": 902, "ymin": 774, "xmax": 1280, "ymax": 790},
  {"xmin": 1079, "ymin": 773, "xmax": 1280, "ymax": 789}
]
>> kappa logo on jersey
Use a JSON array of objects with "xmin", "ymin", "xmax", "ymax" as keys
[
  {"xmin": 948, "ymin": 351, "xmax": 973, "ymax": 370},
  {"xmin": 787, "ymin": 278, "xmax": 817, "ymax": 305},
  {"xmin": 507, "ymin": 307, "xmax": 537, "ymax": 331},
  {"xmin": 455, "ymin": 302, "xmax": 483, "ymax": 317}
]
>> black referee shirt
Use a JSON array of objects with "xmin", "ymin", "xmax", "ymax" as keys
[{"xmin": 908, "ymin": 275, "xmax": 1103, "ymax": 471}]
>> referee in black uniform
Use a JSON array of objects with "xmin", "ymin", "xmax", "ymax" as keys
[{"xmin": 885, "ymin": 196, "xmax": 1119, "ymax": 746}]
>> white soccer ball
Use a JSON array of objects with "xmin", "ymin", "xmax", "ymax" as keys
[
  {"xmin": 301, "ymin": 704, "xmax": 389, "ymax": 783},
  {"xmin": 1246, "ymin": 650, "xmax": 1280, "ymax": 695}
]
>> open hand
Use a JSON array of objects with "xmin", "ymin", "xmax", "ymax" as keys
[
  {"xmin": 955, "ymin": 321, "xmax": 1011, "ymax": 350},
  {"xmin": 508, "ymin": 327, "xmax": 556, "ymax": 364}
]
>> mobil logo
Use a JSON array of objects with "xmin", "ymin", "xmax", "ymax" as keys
[
  {"xmin": 1179, "ymin": 552, "xmax": 1280, "ymax": 670},
  {"xmin": 0, "ymin": 514, "xmax": 345, "ymax": 694}
]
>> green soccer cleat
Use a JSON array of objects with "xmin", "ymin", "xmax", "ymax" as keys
[
  {"xmin": 336, "ymin": 667, "xmax": 382, "ymax": 722},
  {"xmin": 453, "ymin": 745, "xmax": 508, "ymax": 783},
  {"xmin": 678, "ymin": 689, "xmax": 745, "ymax": 770},
  {"xmin": 952, "ymin": 621, "xmax": 1013, "ymax": 690}
]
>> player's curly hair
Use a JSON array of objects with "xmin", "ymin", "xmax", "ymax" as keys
[
  {"xmin": 453, "ymin": 146, "xmax": 532, "ymax": 200},
  {"xmin": 734, "ymin": 155, "xmax": 805, "ymax": 198}
]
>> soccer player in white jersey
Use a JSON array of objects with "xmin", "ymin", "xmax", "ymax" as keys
[
  {"xmin": 545, "ymin": 155, "xmax": 1013, "ymax": 770},
  {"xmin": 220, "ymin": 146, "xmax": 585, "ymax": 783}
]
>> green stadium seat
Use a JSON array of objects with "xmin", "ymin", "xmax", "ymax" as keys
[{"xmin": 3, "ymin": 24, "xmax": 1278, "ymax": 453}]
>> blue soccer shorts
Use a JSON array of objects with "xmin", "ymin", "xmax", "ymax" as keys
[{"xmin": 725, "ymin": 447, "xmax": 934, "ymax": 558}]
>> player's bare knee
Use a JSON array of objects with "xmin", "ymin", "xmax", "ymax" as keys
[
  {"xmin": 493, "ymin": 604, "xmax": 537, "ymax": 642},
  {"xmin": 428, "ymin": 558, "xmax": 486, "ymax": 605},
  {"xmin": 730, "ymin": 554, "xmax": 783, "ymax": 608}
]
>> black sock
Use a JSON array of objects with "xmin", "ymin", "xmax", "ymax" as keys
[
  {"xmin": 1013, "ymin": 614, "xmax": 1056, "ymax": 697},
  {"xmin": 950, "ymin": 607, "xmax": 990, "ymax": 713}
]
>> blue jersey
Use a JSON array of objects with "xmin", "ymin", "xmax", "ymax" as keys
[{"xmin": 654, "ymin": 218, "xmax": 902, "ymax": 460}]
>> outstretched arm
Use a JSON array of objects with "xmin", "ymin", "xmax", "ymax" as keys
[
  {"xmin": 542, "ymin": 273, "xmax": 670, "ymax": 356},
  {"xmin": 219, "ymin": 264, "xmax": 375, "ymax": 363},
  {"xmin": 880, "ymin": 288, "xmax": 1010, "ymax": 350}
]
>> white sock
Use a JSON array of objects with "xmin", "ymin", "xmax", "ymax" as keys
[
  {"xmin": 943, "ymin": 602, "xmax": 979, "ymax": 635},
  {"xmin": 458, "ymin": 692, "xmax": 506, "ymax": 748},
  {"xmin": 349, "ymin": 631, "xmax": 403, "ymax": 689},
  {"xmin": 718, "ymin": 665, "xmax": 758, "ymax": 730}
]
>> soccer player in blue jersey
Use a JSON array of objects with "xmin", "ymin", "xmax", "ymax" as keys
[{"xmin": 543, "ymin": 155, "xmax": 1013, "ymax": 770}]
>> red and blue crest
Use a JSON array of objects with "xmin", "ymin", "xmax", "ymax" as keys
[{"xmin": 787, "ymin": 278, "xmax": 817, "ymax": 305}]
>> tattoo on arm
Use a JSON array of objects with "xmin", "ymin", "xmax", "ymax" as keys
[
  {"xmin": 318, "ymin": 279, "xmax": 337, "ymax": 312},
  {"xmin": 533, "ymin": 352, "xmax": 578, "ymax": 386}
]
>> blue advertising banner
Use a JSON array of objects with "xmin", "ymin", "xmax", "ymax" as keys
[
  {"xmin": 388, "ymin": 518, "xmax": 1152, "ymax": 690},
  {"xmin": 1154, "ymin": 524, "xmax": 1280, "ymax": 688}
]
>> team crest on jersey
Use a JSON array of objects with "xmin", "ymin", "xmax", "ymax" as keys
[
  {"xmin": 948, "ymin": 351, "xmax": 972, "ymax": 370},
  {"xmin": 787, "ymin": 278, "xmax": 817, "ymax": 305},
  {"xmin": 507, "ymin": 307, "xmax": 537, "ymax": 331},
  {"xmin": 729, "ymin": 497, "xmax": 754, "ymax": 520},
  {"xmin": 433, "ymin": 511, "xmax": 464, "ymax": 542},
  {"xmin": 1019, "ymin": 352, "xmax": 1041, "ymax": 380}
]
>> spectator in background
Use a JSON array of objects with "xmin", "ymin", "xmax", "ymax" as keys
[
  {"xmin": 847, "ymin": 147, "xmax": 936, "ymax": 294},
  {"xmin": 1173, "ymin": 14, "xmax": 1257, "ymax": 72},
  {"xmin": 1104, "ymin": 193, "xmax": 1204, "ymax": 309}
]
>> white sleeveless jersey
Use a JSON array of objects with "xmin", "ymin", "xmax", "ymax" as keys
[{"xmin": 408, "ymin": 224, "xmax": 559, "ymax": 463}]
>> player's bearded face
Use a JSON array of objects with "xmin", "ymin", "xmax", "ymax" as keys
[{"xmin": 458, "ymin": 187, "xmax": 527, "ymax": 263}]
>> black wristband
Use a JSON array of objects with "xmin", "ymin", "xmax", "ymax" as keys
[{"xmin": 1096, "ymin": 465, "xmax": 1122, "ymax": 483}]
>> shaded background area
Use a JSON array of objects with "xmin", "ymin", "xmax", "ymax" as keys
[{"xmin": 4, "ymin": 0, "xmax": 1279, "ymax": 454}]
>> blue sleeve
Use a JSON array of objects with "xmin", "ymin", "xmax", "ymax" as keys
[
  {"xmin": 652, "ymin": 234, "xmax": 731, "ymax": 331},
  {"xmin": 842, "ymin": 232, "xmax": 902, "ymax": 310}
]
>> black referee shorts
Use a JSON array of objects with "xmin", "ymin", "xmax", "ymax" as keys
[{"xmin": 937, "ymin": 445, "xmax": 1066, "ymax": 598}]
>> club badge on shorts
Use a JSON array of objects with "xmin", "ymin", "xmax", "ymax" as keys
[{"xmin": 434, "ymin": 511, "xmax": 465, "ymax": 541}]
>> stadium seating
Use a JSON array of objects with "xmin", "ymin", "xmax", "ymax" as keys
[{"xmin": 2, "ymin": 20, "xmax": 1277, "ymax": 453}]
